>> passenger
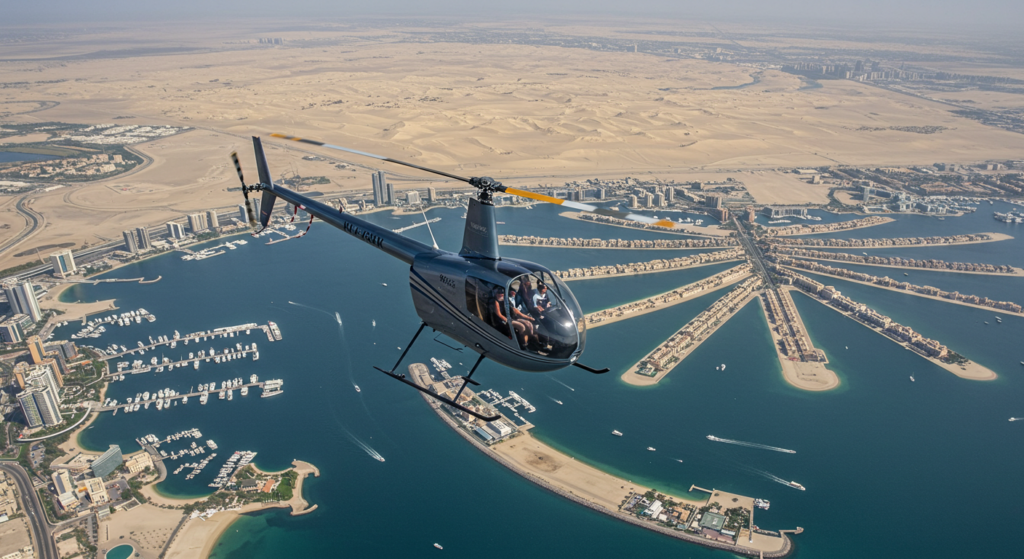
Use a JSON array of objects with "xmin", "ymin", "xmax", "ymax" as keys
[
  {"xmin": 508, "ymin": 287, "xmax": 535, "ymax": 347},
  {"xmin": 490, "ymin": 289, "xmax": 521, "ymax": 341},
  {"xmin": 532, "ymin": 282, "xmax": 554, "ymax": 316}
]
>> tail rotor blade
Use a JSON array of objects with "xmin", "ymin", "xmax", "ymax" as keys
[
  {"xmin": 270, "ymin": 133, "xmax": 472, "ymax": 184},
  {"xmin": 230, "ymin": 151, "xmax": 258, "ymax": 227}
]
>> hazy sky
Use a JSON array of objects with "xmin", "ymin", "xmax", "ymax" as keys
[{"xmin": 6, "ymin": 0, "xmax": 1024, "ymax": 30}]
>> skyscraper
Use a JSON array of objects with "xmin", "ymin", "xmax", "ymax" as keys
[
  {"xmin": 705, "ymin": 195, "xmax": 723, "ymax": 209},
  {"xmin": 4, "ymin": 280, "xmax": 42, "ymax": 322},
  {"xmin": 426, "ymin": 187, "xmax": 436, "ymax": 204},
  {"xmin": 135, "ymin": 227, "xmax": 151, "ymax": 250},
  {"xmin": 90, "ymin": 445, "xmax": 123, "ymax": 479},
  {"xmin": 386, "ymin": 182, "xmax": 395, "ymax": 206},
  {"xmin": 166, "ymin": 222, "xmax": 185, "ymax": 240},
  {"xmin": 49, "ymin": 249, "xmax": 77, "ymax": 278},
  {"xmin": 18, "ymin": 384, "xmax": 62, "ymax": 428},
  {"xmin": 206, "ymin": 209, "xmax": 220, "ymax": 229},
  {"xmin": 27, "ymin": 335, "xmax": 46, "ymax": 364},
  {"xmin": 0, "ymin": 316, "xmax": 23, "ymax": 344},
  {"xmin": 187, "ymin": 213, "xmax": 208, "ymax": 233},
  {"xmin": 252, "ymin": 198, "xmax": 261, "ymax": 221},
  {"xmin": 407, "ymin": 191, "xmax": 421, "ymax": 205},
  {"xmin": 238, "ymin": 204, "xmax": 248, "ymax": 222},
  {"xmin": 122, "ymin": 230, "xmax": 139, "ymax": 253}
]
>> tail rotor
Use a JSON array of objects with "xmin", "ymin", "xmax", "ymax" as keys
[{"xmin": 230, "ymin": 151, "xmax": 258, "ymax": 227}]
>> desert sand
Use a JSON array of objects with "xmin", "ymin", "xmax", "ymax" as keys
[{"xmin": 3, "ymin": 21, "xmax": 1024, "ymax": 270}]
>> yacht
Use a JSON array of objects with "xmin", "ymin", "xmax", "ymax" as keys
[
  {"xmin": 787, "ymin": 481, "xmax": 806, "ymax": 491},
  {"xmin": 910, "ymin": 375, "xmax": 915, "ymax": 382},
  {"xmin": 434, "ymin": 544, "xmax": 443, "ymax": 550},
  {"xmin": 611, "ymin": 430, "xmax": 623, "ymax": 436},
  {"xmin": 354, "ymin": 385, "xmax": 361, "ymax": 393},
  {"xmin": 647, "ymin": 447, "xmax": 656, "ymax": 452}
]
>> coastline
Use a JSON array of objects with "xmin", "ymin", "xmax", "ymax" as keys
[
  {"xmin": 780, "ymin": 256, "xmax": 1024, "ymax": 276},
  {"xmin": 562, "ymin": 258, "xmax": 743, "ymax": 282},
  {"xmin": 586, "ymin": 268, "xmax": 752, "ymax": 329},
  {"xmin": 782, "ymin": 265, "xmax": 1024, "ymax": 317},
  {"xmin": 418, "ymin": 390, "xmax": 793, "ymax": 557},
  {"xmin": 767, "ymin": 217, "xmax": 895, "ymax": 237},
  {"xmin": 771, "ymin": 232, "xmax": 1013, "ymax": 249},
  {"xmin": 621, "ymin": 293, "xmax": 759, "ymax": 386},
  {"xmin": 789, "ymin": 290, "xmax": 997, "ymax": 381},
  {"xmin": 758, "ymin": 291, "xmax": 840, "ymax": 392}
]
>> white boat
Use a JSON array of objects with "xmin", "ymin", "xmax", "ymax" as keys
[
  {"xmin": 382, "ymin": 283, "xmax": 387, "ymax": 287},
  {"xmin": 788, "ymin": 481, "xmax": 806, "ymax": 491},
  {"xmin": 612, "ymin": 430, "xmax": 623, "ymax": 436},
  {"xmin": 647, "ymin": 447, "xmax": 656, "ymax": 452},
  {"xmin": 910, "ymin": 375, "xmax": 915, "ymax": 382},
  {"xmin": 434, "ymin": 543, "xmax": 443, "ymax": 550},
  {"xmin": 354, "ymin": 385, "xmax": 361, "ymax": 393}
]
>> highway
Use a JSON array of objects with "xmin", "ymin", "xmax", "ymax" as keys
[
  {"xmin": 0, "ymin": 461, "xmax": 57, "ymax": 559},
  {"xmin": 0, "ymin": 195, "xmax": 43, "ymax": 259},
  {"xmin": 734, "ymin": 218, "xmax": 775, "ymax": 289}
]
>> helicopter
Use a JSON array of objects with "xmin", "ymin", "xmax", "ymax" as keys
[{"xmin": 232, "ymin": 135, "xmax": 682, "ymax": 420}]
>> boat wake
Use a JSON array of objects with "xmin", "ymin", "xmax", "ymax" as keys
[
  {"xmin": 738, "ymin": 464, "xmax": 801, "ymax": 489},
  {"xmin": 552, "ymin": 378, "xmax": 575, "ymax": 392},
  {"xmin": 343, "ymin": 429, "xmax": 385, "ymax": 462},
  {"xmin": 1010, "ymin": 417, "xmax": 1023, "ymax": 422},
  {"xmin": 288, "ymin": 300, "xmax": 337, "ymax": 322},
  {"xmin": 707, "ymin": 435, "xmax": 795, "ymax": 454}
]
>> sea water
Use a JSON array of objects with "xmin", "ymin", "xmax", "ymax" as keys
[{"xmin": 63, "ymin": 203, "xmax": 1024, "ymax": 558}]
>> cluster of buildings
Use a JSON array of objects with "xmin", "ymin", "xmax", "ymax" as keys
[
  {"xmin": 637, "ymin": 277, "xmax": 762, "ymax": 375},
  {"xmin": 771, "ymin": 233, "xmax": 995, "ymax": 248},
  {"xmin": 49, "ymin": 445, "xmax": 152, "ymax": 515},
  {"xmin": 11, "ymin": 336, "xmax": 79, "ymax": 429},
  {"xmin": 771, "ymin": 257, "xmax": 1022, "ymax": 313},
  {"xmin": 586, "ymin": 265, "xmax": 751, "ymax": 326},
  {"xmin": 776, "ymin": 268, "xmax": 950, "ymax": 360},
  {"xmin": 765, "ymin": 216, "xmax": 890, "ymax": 236},
  {"xmin": 768, "ymin": 247, "xmax": 1017, "ymax": 274},
  {"xmin": 0, "ymin": 152, "xmax": 133, "ymax": 180},
  {"xmin": 761, "ymin": 289, "xmax": 826, "ymax": 362},
  {"xmin": 498, "ymin": 235, "xmax": 736, "ymax": 248},
  {"xmin": 0, "ymin": 471, "xmax": 19, "ymax": 519},
  {"xmin": 555, "ymin": 248, "xmax": 743, "ymax": 279},
  {"xmin": 164, "ymin": 209, "xmax": 222, "ymax": 242}
]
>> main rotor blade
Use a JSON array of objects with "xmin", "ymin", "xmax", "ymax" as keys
[
  {"xmin": 230, "ymin": 151, "xmax": 247, "ymax": 190},
  {"xmin": 502, "ymin": 187, "xmax": 680, "ymax": 229},
  {"xmin": 270, "ymin": 133, "xmax": 472, "ymax": 184}
]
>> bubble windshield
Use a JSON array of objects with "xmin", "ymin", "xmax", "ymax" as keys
[{"xmin": 506, "ymin": 274, "xmax": 579, "ymax": 359}]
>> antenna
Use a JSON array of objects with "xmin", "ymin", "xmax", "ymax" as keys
[{"xmin": 421, "ymin": 207, "xmax": 438, "ymax": 250}]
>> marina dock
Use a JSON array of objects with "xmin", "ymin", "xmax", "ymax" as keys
[
  {"xmin": 96, "ymin": 382, "xmax": 267, "ymax": 412},
  {"xmin": 98, "ymin": 322, "xmax": 279, "ymax": 362}
]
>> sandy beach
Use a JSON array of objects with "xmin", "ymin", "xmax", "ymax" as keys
[
  {"xmin": 772, "ymin": 232, "xmax": 1014, "ymax": 249},
  {"xmin": 759, "ymin": 290, "xmax": 841, "ymax": 391},
  {"xmin": 622, "ymin": 293, "xmax": 759, "ymax": 386},
  {"xmin": 781, "ymin": 265, "xmax": 1024, "ymax": 317},
  {"xmin": 789, "ymin": 290, "xmax": 997, "ymax": 381},
  {"xmin": 586, "ymin": 267, "xmax": 752, "ymax": 329},
  {"xmin": 561, "ymin": 257, "xmax": 744, "ymax": 282},
  {"xmin": 783, "ymin": 256, "xmax": 1024, "ymax": 276}
]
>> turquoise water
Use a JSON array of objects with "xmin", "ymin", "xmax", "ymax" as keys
[
  {"xmin": 64, "ymin": 203, "xmax": 1024, "ymax": 558},
  {"xmin": 105, "ymin": 544, "xmax": 134, "ymax": 559}
]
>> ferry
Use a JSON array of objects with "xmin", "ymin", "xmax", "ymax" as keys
[
  {"xmin": 268, "ymin": 321, "xmax": 282, "ymax": 341},
  {"xmin": 787, "ymin": 481, "xmax": 806, "ymax": 491},
  {"xmin": 611, "ymin": 430, "xmax": 623, "ymax": 436},
  {"xmin": 647, "ymin": 447, "xmax": 656, "ymax": 452}
]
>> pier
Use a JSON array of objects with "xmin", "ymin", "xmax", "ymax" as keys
[
  {"xmin": 98, "ymin": 322, "xmax": 276, "ymax": 361},
  {"xmin": 96, "ymin": 382, "xmax": 266, "ymax": 412},
  {"xmin": 392, "ymin": 217, "xmax": 441, "ymax": 233}
]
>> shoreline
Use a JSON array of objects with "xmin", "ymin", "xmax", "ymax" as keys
[
  {"xmin": 418, "ymin": 390, "xmax": 793, "ymax": 557},
  {"xmin": 622, "ymin": 292, "xmax": 760, "ymax": 386},
  {"xmin": 771, "ymin": 232, "xmax": 1013, "ymax": 249},
  {"xmin": 758, "ymin": 290, "xmax": 840, "ymax": 392},
  {"xmin": 499, "ymin": 242, "xmax": 736, "ymax": 251},
  {"xmin": 767, "ymin": 217, "xmax": 895, "ymax": 237},
  {"xmin": 586, "ymin": 267, "xmax": 752, "ymax": 329},
  {"xmin": 779, "ymin": 255, "xmax": 1024, "ymax": 276},
  {"xmin": 784, "ymin": 265, "xmax": 1024, "ymax": 317},
  {"xmin": 562, "ymin": 258, "xmax": 744, "ymax": 282},
  {"xmin": 789, "ymin": 290, "xmax": 997, "ymax": 381}
]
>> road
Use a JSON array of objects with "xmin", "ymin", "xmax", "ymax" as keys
[
  {"xmin": 734, "ymin": 218, "xmax": 775, "ymax": 288},
  {"xmin": 0, "ymin": 461, "xmax": 58, "ymax": 559},
  {"xmin": 0, "ymin": 195, "xmax": 43, "ymax": 259}
]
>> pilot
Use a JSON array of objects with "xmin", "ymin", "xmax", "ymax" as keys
[{"xmin": 532, "ymin": 282, "xmax": 554, "ymax": 315}]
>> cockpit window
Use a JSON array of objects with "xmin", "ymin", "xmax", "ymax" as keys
[{"xmin": 508, "ymin": 273, "xmax": 579, "ymax": 359}]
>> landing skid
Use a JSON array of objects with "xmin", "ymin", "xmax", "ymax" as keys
[
  {"xmin": 573, "ymin": 362, "xmax": 610, "ymax": 374},
  {"xmin": 374, "ymin": 323, "xmax": 501, "ymax": 422}
]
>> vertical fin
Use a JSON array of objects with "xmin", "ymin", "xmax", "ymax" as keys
[
  {"xmin": 252, "ymin": 136, "xmax": 278, "ymax": 227},
  {"xmin": 459, "ymin": 198, "xmax": 499, "ymax": 260}
]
